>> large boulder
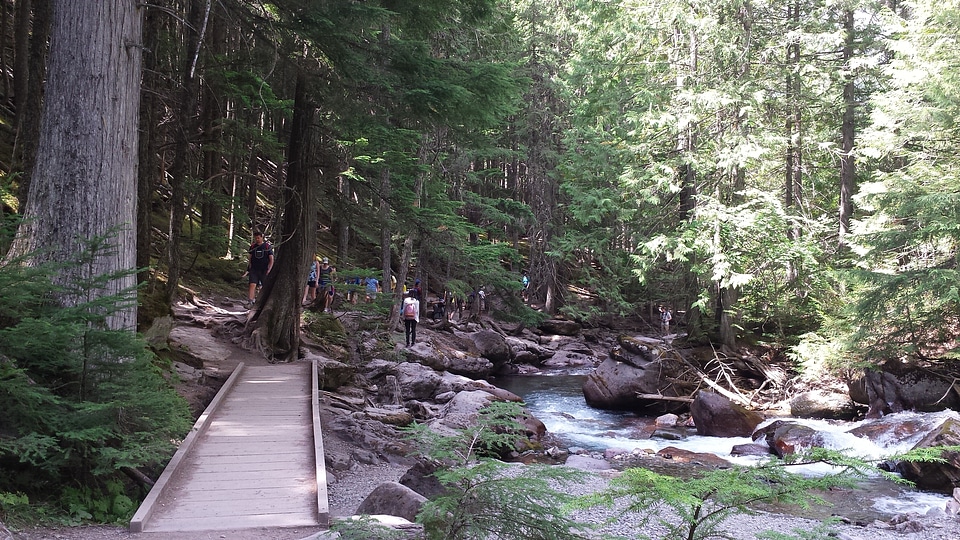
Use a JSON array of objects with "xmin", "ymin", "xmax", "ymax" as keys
[
  {"xmin": 393, "ymin": 362, "xmax": 443, "ymax": 401},
  {"xmin": 355, "ymin": 481, "xmax": 426, "ymax": 522},
  {"xmin": 789, "ymin": 389, "xmax": 860, "ymax": 420},
  {"xmin": 400, "ymin": 459, "xmax": 447, "ymax": 499},
  {"xmin": 897, "ymin": 417, "xmax": 960, "ymax": 493},
  {"xmin": 656, "ymin": 447, "xmax": 730, "ymax": 468},
  {"xmin": 848, "ymin": 410, "xmax": 960, "ymax": 445},
  {"xmin": 689, "ymin": 391, "xmax": 764, "ymax": 438},
  {"xmin": 427, "ymin": 390, "xmax": 545, "ymax": 449},
  {"xmin": 753, "ymin": 420, "xmax": 825, "ymax": 458},
  {"xmin": 849, "ymin": 361, "xmax": 960, "ymax": 417},
  {"xmin": 447, "ymin": 355, "xmax": 494, "ymax": 379},
  {"xmin": 582, "ymin": 356, "xmax": 686, "ymax": 413},
  {"xmin": 428, "ymin": 390, "xmax": 497, "ymax": 435},
  {"xmin": 403, "ymin": 343, "xmax": 452, "ymax": 372},
  {"xmin": 471, "ymin": 330, "xmax": 512, "ymax": 366}
]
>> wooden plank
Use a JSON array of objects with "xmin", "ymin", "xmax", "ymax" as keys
[
  {"xmin": 132, "ymin": 362, "xmax": 323, "ymax": 533},
  {"xmin": 148, "ymin": 513, "xmax": 319, "ymax": 532}
]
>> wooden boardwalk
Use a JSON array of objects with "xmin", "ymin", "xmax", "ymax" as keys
[{"xmin": 130, "ymin": 361, "xmax": 328, "ymax": 533}]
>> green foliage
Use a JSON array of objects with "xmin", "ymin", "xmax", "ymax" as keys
[
  {"xmin": 0, "ymin": 491, "xmax": 30, "ymax": 524},
  {"xmin": 403, "ymin": 401, "xmax": 592, "ymax": 540},
  {"xmin": 0, "ymin": 246, "xmax": 191, "ymax": 524},
  {"xmin": 403, "ymin": 401, "xmax": 533, "ymax": 464},
  {"xmin": 330, "ymin": 515, "xmax": 409, "ymax": 540},
  {"xmin": 844, "ymin": 1, "xmax": 960, "ymax": 364},
  {"xmin": 575, "ymin": 448, "xmax": 882, "ymax": 540},
  {"xmin": 418, "ymin": 459, "xmax": 592, "ymax": 540}
]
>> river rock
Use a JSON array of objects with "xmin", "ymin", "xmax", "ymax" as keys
[
  {"xmin": 847, "ymin": 410, "xmax": 955, "ymax": 444},
  {"xmin": 306, "ymin": 351, "xmax": 354, "ymax": 390},
  {"xmin": 618, "ymin": 335, "xmax": 663, "ymax": 359},
  {"xmin": 848, "ymin": 360, "xmax": 960, "ymax": 417},
  {"xmin": 428, "ymin": 389, "xmax": 497, "ymax": 434},
  {"xmin": 731, "ymin": 443, "xmax": 774, "ymax": 457},
  {"xmin": 471, "ymin": 330, "xmax": 512, "ymax": 365},
  {"xmin": 539, "ymin": 319, "xmax": 581, "ymax": 336},
  {"xmin": 565, "ymin": 454, "xmax": 612, "ymax": 471},
  {"xmin": 690, "ymin": 390, "xmax": 764, "ymax": 437},
  {"xmin": 505, "ymin": 336, "xmax": 555, "ymax": 365},
  {"xmin": 656, "ymin": 447, "xmax": 729, "ymax": 468},
  {"xmin": 897, "ymin": 417, "xmax": 960, "ymax": 493},
  {"xmin": 609, "ymin": 340, "xmax": 660, "ymax": 369},
  {"xmin": 754, "ymin": 420, "xmax": 825, "ymax": 458},
  {"xmin": 400, "ymin": 459, "xmax": 447, "ymax": 499},
  {"xmin": 392, "ymin": 362, "xmax": 442, "ymax": 401},
  {"xmin": 355, "ymin": 481, "xmax": 426, "ymax": 522},
  {"xmin": 447, "ymin": 355, "xmax": 494, "ymax": 379},
  {"xmin": 581, "ymin": 357, "xmax": 686, "ymax": 413},
  {"xmin": 789, "ymin": 389, "xmax": 860, "ymax": 420},
  {"xmin": 403, "ymin": 342, "xmax": 452, "ymax": 372}
]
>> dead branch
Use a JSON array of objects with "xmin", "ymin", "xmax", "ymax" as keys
[{"xmin": 636, "ymin": 393, "xmax": 694, "ymax": 403}]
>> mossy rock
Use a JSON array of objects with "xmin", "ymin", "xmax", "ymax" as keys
[{"xmin": 304, "ymin": 313, "xmax": 347, "ymax": 346}]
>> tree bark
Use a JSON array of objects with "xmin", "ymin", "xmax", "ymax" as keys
[
  {"xmin": 838, "ymin": 8, "xmax": 856, "ymax": 248},
  {"xmin": 12, "ymin": 0, "xmax": 51, "ymax": 209},
  {"xmin": 7, "ymin": 0, "xmax": 142, "ymax": 330},
  {"xmin": 248, "ymin": 67, "xmax": 316, "ymax": 362}
]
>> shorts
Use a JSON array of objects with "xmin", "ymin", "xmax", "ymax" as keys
[
  {"xmin": 248, "ymin": 268, "xmax": 268, "ymax": 285},
  {"xmin": 307, "ymin": 280, "xmax": 317, "ymax": 288}
]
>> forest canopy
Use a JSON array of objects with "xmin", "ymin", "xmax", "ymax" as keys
[{"xmin": 0, "ymin": 0, "xmax": 957, "ymax": 393}]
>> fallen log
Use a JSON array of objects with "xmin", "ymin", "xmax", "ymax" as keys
[{"xmin": 636, "ymin": 393, "xmax": 694, "ymax": 404}]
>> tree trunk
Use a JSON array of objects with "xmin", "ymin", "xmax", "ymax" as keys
[
  {"xmin": 12, "ymin": 0, "xmax": 51, "ymax": 209},
  {"xmin": 838, "ymin": 8, "xmax": 856, "ymax": 248},
  {"xmin": 137, "ymin": 0, "xmax": 161, "ymax": 323},
  {"xmin": 248, "ymin": 68, "xmax": 316, "ymax": 362},
  {"xmin": 7, "ymin": 0, "xmax": 142, "ymax": 330}
]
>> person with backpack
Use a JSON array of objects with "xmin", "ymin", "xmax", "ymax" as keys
[
  {"xmin": 659, "ymin": 305, "xmax": 672, "ymax": 335},
  {"xmin": 318, "ymin": 257, "xmax": 336, "ymax": 312},
  {"xmin": 244, "ymin": 230, "xmax": 273, "ymax": 307},
  {"xmin": 302, "ymin": 254, "xmax": 320, "ymax": 306},
  {"xmin": 402, "ymin": 290, "xmax": 420, "ymax": 346}
]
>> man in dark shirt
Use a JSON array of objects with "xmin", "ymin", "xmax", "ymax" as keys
[{"xmin": 244, "ymin": 230, "xmax": 273, "ymax": 307}]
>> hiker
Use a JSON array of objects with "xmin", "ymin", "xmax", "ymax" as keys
[
  {"xmin": 521, "ymin": 271, "xmax": 530, "ymax": 301},
  {"xmin": 659, "ymin": 305, "xmax": 672, "ymax": 335},
  {"xmin": 302, "ymin": 254, "xmax": 320, "ymax": 306},
  {"xmin": 410, "ymin": 279, "xmax": 422, "ymax": 300},
  {"xmin": 318, "ymin": 257, "xmax": 336, "ymax": 312},
  {"xmin": 365, "ymin": 275, "xmax": 380, "ymax": 302},
  {"xmin": 244, "ymin": 230, "xmax": 273, "ymax": 307},
  {"xmin": 431, "ymin": 296, "xmax": 445, "ymax": 321},
  {"xmin": 402, "ymin": 290, "xmax": 420, "ymax": 346}
]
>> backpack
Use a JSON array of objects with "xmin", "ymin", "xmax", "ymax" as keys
[{"xmin": 403, "ymin": 302, "xmax": 417, "ymax": 320}]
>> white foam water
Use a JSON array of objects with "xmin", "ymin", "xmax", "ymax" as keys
[{"xmin": 494, "ymin": 373, "xmax": 957, "ymax": 518}]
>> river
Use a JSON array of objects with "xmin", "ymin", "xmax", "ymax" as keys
[{"xmin": 493, "ymin": 371, "xmax": 953, "ymax": 522}]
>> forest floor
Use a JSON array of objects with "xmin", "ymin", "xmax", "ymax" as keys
[{"xmin": 6, "ymin": 291, "xmax": 960, "ymax": 540}]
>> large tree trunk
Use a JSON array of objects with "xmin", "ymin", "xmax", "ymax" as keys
[
  {"xmin": 838, "ymin": 8, "xmax": 856, "ymax": 248},
  {"xmin": 247, "ymin": 68, "xmax": 316, "ymax": 362},
  {"xmin": 7, "ymin": 0, "xmax": 142, "ymax": 330},
  {"xmin": 136, "ymin": 0, "xmax": 161, "ymax": 325}
]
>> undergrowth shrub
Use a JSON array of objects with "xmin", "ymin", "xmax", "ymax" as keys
[{"xmin": 0, "ymin": 242, "xmax": 191, "ymax": 525}]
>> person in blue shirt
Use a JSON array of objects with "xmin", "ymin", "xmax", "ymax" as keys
[{"xmin": 365, "ymin": 276, "xmax": 380, "ymax": 302}]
